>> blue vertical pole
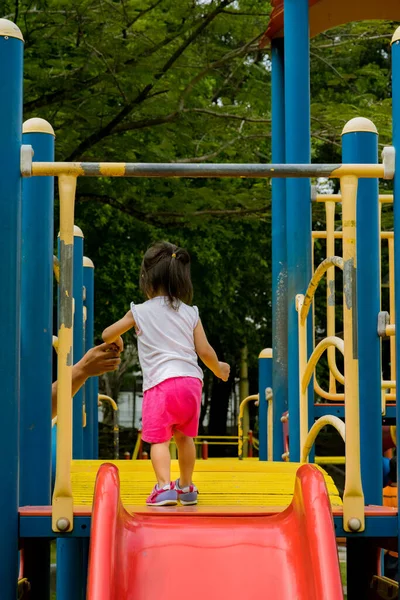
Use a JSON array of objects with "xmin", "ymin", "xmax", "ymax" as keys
[
  {"xmin": 21, "ymin": 118, "xmax": 55, "ymax": 599},
  {"xmin": 73, "ymin": 226, "xmax": 84, "ymax": 459},
  {"xmin": 342, "ymin": 117, "xmax": 381, "ymax": 505},
  {"xmin": 391, "ymin": 27, "xmax": 400, "ymax": 570},
  {"xmin": 0, "ymin": 19, "xmax": 24, "ymax": 598},
  {"xmin": 284, "ymin": 0, "xmax": 312, "ymax": 462},
  {"xmin": 271, "ymin": 38, "xmax": 287, "ymax": 461},
  {"xmin": 258, "ymin": 349, "xmax": 273, "ymax": 461},
  {"xmin": 83, "ymin": 257, "xmax": 95, "ymax": 459}
]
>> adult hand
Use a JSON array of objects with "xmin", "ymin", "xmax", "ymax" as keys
[{"xmin": 78, "ymin": 342, "xmax": 121, "ymax": 377}]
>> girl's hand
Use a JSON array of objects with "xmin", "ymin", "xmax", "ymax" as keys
[
  {"xmin": 217, "ymin": 361, "xmax": 230, "ymax": 382},
  {"xmin": 112, "ymin": 336, "xmax": 124, "ymax": 352}
]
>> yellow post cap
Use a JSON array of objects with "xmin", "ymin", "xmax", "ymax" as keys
[
  {"xmin": 392, "ymin": 26, "xmax": 400, "ymax": 45},
  {"xmin": 23, "ymin": 118, "xmax": 55, "ymax": 136},
  {"xmin": 83, "ymin": 256, "xmax": 94, "ymax": 268},
  {"xmin": 259, "ymin": 348, "xmax": 273, "ymax": 359},
  {"xmin": 74, "ymin": 225, "xmax": 84, "ymax": 237},
  {"xmin": 0, "ymin": 19, "xmax": 24, "ymax": 41},
  {"xmin": 341, "ymin": 117, "xmax": 378, "ymax": 136}
]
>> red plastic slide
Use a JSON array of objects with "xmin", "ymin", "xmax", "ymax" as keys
[{"xmin": 87, "ymin": 463, "xmax": 343, "ymax": 600}]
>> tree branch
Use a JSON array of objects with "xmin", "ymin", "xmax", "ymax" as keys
[
  {"xmin": 183, "ymin": 107, "xmax": 270, "ymax": 123},
  {"xmin": 66, "ymin": 0, "xmax": 235, "ymax": 160}
]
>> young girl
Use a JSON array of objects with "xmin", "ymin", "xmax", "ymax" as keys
[{"xmin": 102, "ymin": 241, "xmax": 230, "ymax": 506}]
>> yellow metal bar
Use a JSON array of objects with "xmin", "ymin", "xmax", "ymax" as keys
[
  {"xmin": 341, "ymin": 175, "xmax": 364, "ymax": 532},
  {"xmin": 301, "ymin": 415, "xmax": 345, "ymax": 463},
  {"xmin": 316, "ymin": 194, "xmax": 393, "ymax": 204},
  {"xmin": 53, "ymin": 255, "xmax": 60, "ymax": 283},
  {"xmin": 132, "ymin": 431, "xmax": 142, "ymax": 460},
  {"xmin": 314, "ymin": 376, "xmax": 344, "ymax": 401},
  {"xmin": 303, "ymin": 337, "xmax": 345, "ymax": 395},
  {"xmin": 315, "ymin": 456, "xmax": 345, "ymax": 465},
  {"xmin": 98, "ymin": 394, "xmax": 118, "ymax": 412},
  {"xmin": 382, "ymin": 380, "xmax": 396, "ymax": 389},
  {"xmin": 296, "ymin": 294, "xmax": 308, "ymax": 457},
  {"xmin": 385, "ymin": 324, "xmax": 396, "ymax": 337},
  {"xmin": 312, "ymin": 230, "xmax": 393, "ymax": 240},
  {"xmin": 52, "ymin": 175, "xmax": 77, "ymax": 533},
  {"xmin": 266, "ymin": 387, "xmax": 273, "ymax": 461},
  {"xmin": 300, "ymin": 257, "xmax": 344, "ymax": 325},
  {"xmin": 389, "ymin": 237, "xmax": 396, "ymax": 396},
  {"xmin": 30, "ymin": 162, "xmax": 386, "ymax": 179},
  {"xmin": 325, "ymin": 201, "xmax": 345, "ymax": 387},
  {"xmin": 238, "ymin": 394, "xmax": 259, "ymax": 460}
]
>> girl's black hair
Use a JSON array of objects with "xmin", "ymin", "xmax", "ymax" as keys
[{"xmin": 140, "ymin": 241, "xmax": 193, "ymax": 309}]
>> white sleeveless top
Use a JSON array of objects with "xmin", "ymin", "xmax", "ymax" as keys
[{"xmin": 131, "ymin": 297, "xmax": 204, "ymax": 392}]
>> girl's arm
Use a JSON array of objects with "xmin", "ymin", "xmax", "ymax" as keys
[
  {"xmin": 194, "ymin": 320, "xmax": 230, "ymax": 381},
  {"xmin": 102, "ymin": 311, "xmax": 135, "ymax": 349}
]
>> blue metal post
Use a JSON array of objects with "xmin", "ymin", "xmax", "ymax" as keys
[
  {"xmin": 0, "ymin": 19, "xmax": 24, "ymax": 598},
  {"xmin": 284, "ymin": 0, "xmax": 312, "ymax": 461},
  {"xmin": 83, "ymin": 257, "xmax": 95, "ymax": 459},
  {"xmin": 258, "ymin": 349, "xmax": 273, "ymax": 461},
  {"xmin": 342, "ymin": 118, "xmax": 382, "ymax": 505},
  {"xmin": 73, "ymin": 226, "xmax": 84, "ymax": 459},
  {"xmin": 21, "ymin": 118, "xmax": 55, "ymax": 599},
  {"xmin": 391, "ymin": 28, "xmax": 400, "ymax": 571},
  {"xmin": 271, "ymin": 38, "xmax": 287, "ymax": 461}
]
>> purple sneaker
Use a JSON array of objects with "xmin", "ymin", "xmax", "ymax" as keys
[
  {"xmin": 146, "ymin": 482, "xmax": 178, "ymax": 506},
  {"xmin": 176, "ymin": 480, "xmax": 198, "ymax": 505}
]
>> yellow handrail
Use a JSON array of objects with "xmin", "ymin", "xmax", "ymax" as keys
[
  {"xmin": 300, "ymin": 257, "xmax": 343, "ymax": 325},
  {"xmin": 238, "ymin": 394, "xmax": 259, "ymax": 460},
  {"xmin": 98, "ymin": 394, "xmax": 118, "ymax": 412},
  {"xmin": 325, "ymin": 201, "xmax": 345, "ymax": 389},
  {"xmin": 301, "ymin": 415, "xmax": 345, "ymax": 463},
  {"xmin": 52, "ymin": 175, "xmax": 77, "ymax": 533},
  {"xmin": 341, "ymin": 174, "xmax": 364, "ymax": 532},
  {"xmin": 316, "ymin": 193, "xmax": 393, "ymax": 204}
]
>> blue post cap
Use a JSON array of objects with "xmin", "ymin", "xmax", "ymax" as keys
[
  {"xmin": 341, "ymin": 118, "xmax": 378, "ymax": 136},
  {"xmin": 0, "ymin": 19, "xmax": 23, "ymax": 41},
  {"xmin": 23, "ymin": 118, "xmax": 55, "ymax": 136}
]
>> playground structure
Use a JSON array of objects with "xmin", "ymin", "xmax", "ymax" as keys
[{"xmin": 4, "ymin": 1, "xmax": 400, "ymax": 598}]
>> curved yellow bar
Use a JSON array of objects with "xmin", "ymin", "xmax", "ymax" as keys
[
  {"xmin": 314, "ymin": 377, "xmax": 344, "ymax": 401},
  {"xmin": 300, "ymin": 257, "xmax": 344, "ymax": 325},
  {"xmin": 301, "ymin": 415, "xmax": 345, "ymax": 463},
  {"xmin": 238, "ymin": 395, "xmax": 259, "ymax": 460},
  {"xmin": 302, "ymin": 337, "xmax": 344, "ymax": 393},
  {"xmin": 315, "ymin": 456, "xmax": 345, "ymax": 465},
  {"xmin": 98, "ymin": 394, "xmax": 118, "ymax": 412}
]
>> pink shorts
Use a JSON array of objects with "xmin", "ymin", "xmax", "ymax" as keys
[{"xmin": 142, "ymin": 377, "xmax": 202, "ymax": 444}]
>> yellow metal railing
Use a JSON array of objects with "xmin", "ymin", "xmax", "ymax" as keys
[
  {"xmin": 238, "ymin": 394, "xmax": 259, "ymax": 460},
  {"xmin": 298, "ymin": 175, "xmax": 365, "ymax": 532}
]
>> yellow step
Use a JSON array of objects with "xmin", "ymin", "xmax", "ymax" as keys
[{"xmin": 71, "ymin": 459, "xmax": 342, "ymax": 508}]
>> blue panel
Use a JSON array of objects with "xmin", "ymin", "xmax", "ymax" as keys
[
  {"xmin": 73, "ymin": 235, "xmax": 84, "ymax": 458},
  {"xmin": 21, "ymin": 130, "xmax": 54, "ymax": 507},
  {"xmin": 0, "ymin": 30, "xmax": 24, "ymax": 598},
  {"xmin": 20, "ymin": 516, "xmax": 91, "ymax": 538},
  {"xmin": 333, "ymin": 515, "xmax": 398, "ymax": 539},
  {"xmin": 284, "ymin": 0, "xmax": 312, "ymax": 461},
  {"xmin": 258, "ymin": 354, "xmax": 272, "ymax": 460},
  {"xmin": 342, "ymin": 128, "xmax": 382, "ymax": 505},
  {"xmin": 57, "ymin": 539, "xmax": 86, "ymax": 600},
  {"xmin": 271, "ymin": 39, "xmax": 288, "ymax": 461}
]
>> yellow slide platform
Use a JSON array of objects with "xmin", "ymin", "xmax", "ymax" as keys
[{"xmin": 71, "ymin": 458, "xmax": 342, "ymax": 508}]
